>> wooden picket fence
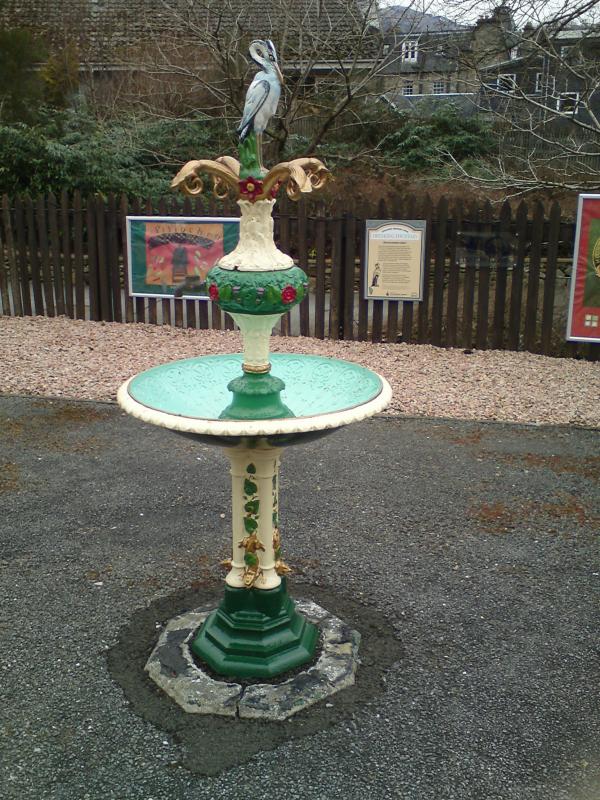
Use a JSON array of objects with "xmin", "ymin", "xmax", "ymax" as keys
[{"xmin": 0, "ymin": 190, "xmax": 597, "ymax": 359}]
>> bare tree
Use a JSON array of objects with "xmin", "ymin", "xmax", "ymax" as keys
[
  {"xmin": 443, "ymin": 0, "xmax": 600, "ymax": 194},
  {"xmin": 114, "ymin": 0, "xmax": 440, "ymax": 161}
]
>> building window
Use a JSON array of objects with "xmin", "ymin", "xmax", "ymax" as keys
[
  {"xmin": 560, "ymin": 45, "xmax": 571, "ymax": 58},
  {"xmin": 497, "ymin": 73, "xmax": 517, "ymax": 93},
  {"xmin": 402, "ymin": 40, "xmax": 418, "ymax": 62},
  {"xmin": 557, "ymin": 92, "xmax": 580, "ymax": 114},
  {"xmin": 535, "ymin": 73, "xmax": 556, "ymax": 94},
  {"xmin": 383, "ymin": 44, "xmax": 390, "ymax": 56},
  {"xmin": 402, "ymin": 81, "xmax": 414, "ymax": 96},
  {"xmin": 509, "ymin": 47, "xmax": 519, "ymax": 59},
  {"xmin": 432, "ymin": 81, "xmax": 445, "ymax": 94}
]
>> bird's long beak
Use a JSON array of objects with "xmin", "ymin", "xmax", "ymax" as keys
[{"xmin": 276, "ymin": 64, "xmax": 284, "ymax": 85}]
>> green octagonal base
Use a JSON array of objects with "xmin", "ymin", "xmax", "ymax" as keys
[{"xmin": 190, "ymin": 580, "xmax": 319, "ymax": 679}]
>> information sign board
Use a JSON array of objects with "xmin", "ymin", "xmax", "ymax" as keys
[
  {"xmin": 364, "ymin": 220, "xmax": 426, "ymax": 301},
  {"xmin": 126, "ymin": 216, "xmax": 239, "ymax": 299},
  {"xmin": 567, "ymin": 195, "xmax": 600, "ymax": 342}
]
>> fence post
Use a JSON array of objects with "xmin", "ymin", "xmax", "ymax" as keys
[
  {"xmin": 2, "ymin": 195, "xmax": 23, "ymax": 316},
  {"xmin": 417, "ymin": 194, "xmax": 433, "ymax": 344},
  {"xmin": 24, "ymin": 196, "xmax": 43, "ymax": 315},
  {"xmin": 142, "ymin": 197, "xmax": 157, "ymax": 325},
  {"xmin": 541, "ymin": 201, "xmax": 561, "ymax": 356},
  {"xmin": 445, "ymin": 199, "xmax": 462, "ymax": 348},
  {"xmin": 462, "ymin": 202, "xmax": 479, "ymax": 349},
  {"xmin": 60, "ymin": 190, "xmax": 73, "ymax": 318},
  {"xmin": 431, "ymin": 196, "xmax": 448, "ymax": 346},
  {"xmin": 342, "ymin": 212, "xmax": 356, "ymax": 341},
  {"xmin": 14, "ymin": 197, "xmax": 32, "ymax": 316},
  {"xmin": 106, "ymin": 193, "xmax": 122, "ymax": 323},
  {"xmin": 86, "ymin": 195, "xmax": 100, "ymax": 321},
  {"xmin": 0, "ymin": 220, "xmax": 9, "ymax": 314},
  {"xmin": 297, "ymin": 200, "xmax": 310, "ymax": 337},
  {"xmin": 524, "ymin": 202, "xmax": 545, "ymax": 352},
  {"xmin": 329, "ymin": 202, "xmax": 344, "ymax": 340},
  {"xmin": 47, "ymin": 192, "xmax": 65, "ymax": 316},
  {"xmin": 492, "ymin": 201, "xmax": 512, "ymax": 350},
  {"xmin": 507, "ymin": 201, "xmax": 528, "ymax": 351},
  {"xmin": 36, "ymin": 195, "xmax": 56, "ymax": 317},
  {"xmin": 356, "ymin": 201, "xmax": 369, "ymax": 341},
  {"xmin": 476, "ymin": 200, "xmax": 493, "ymax": 350},
  {"xmin": 314, "ymin": 205, "xmax": 326, "ymax": 340},
  {"xmin": 94, "ymin": 194, "xmax": 112, "ymax": 321},
  {"xmin": 72, "ymin": 191, "xmax": 86, "ymax": 320}
]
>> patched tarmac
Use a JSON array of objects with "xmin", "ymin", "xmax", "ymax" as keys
[{"xmin": 0, "ymin": 395, "xmax": 598, "ymax": 799}]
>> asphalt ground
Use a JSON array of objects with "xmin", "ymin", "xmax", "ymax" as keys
[{"xmin": 0, "ymin": 395, "xmax": 598, "ymax": 800}]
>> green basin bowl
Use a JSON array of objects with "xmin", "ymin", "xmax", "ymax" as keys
[{"xmin": 127, "ymin": 353, "xmax": 383, "ymax": 420}]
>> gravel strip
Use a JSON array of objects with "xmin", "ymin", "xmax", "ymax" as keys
[{"xmin": 1, "ymin": 314, "xmax": 598, "ymax": 427}]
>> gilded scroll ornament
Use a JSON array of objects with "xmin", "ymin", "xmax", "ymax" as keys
[
  {"xmin": 239, "ymin": 532, "xmax": 265, "ymax": 587},
  {"xmin": 172, "ymin": 157, "xmax": 330, "ymax": 204},
  {"xmin": 273, "ymin": 528, "xmax": 291, "ymax": 577}
]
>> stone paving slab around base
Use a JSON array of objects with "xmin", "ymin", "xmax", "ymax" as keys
[{"xmin": 145, "ymin": 599, "xmax": 361, "ymax": 721}]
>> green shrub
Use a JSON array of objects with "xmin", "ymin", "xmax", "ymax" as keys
[
  {"xmin": 380, "ymin": 104, "xmax": 494, "ymax": 171},
  {"xmin": 311, "ymin": 101, "xmax": 494, "ymax": 174},
  {"xmin": 0, "ymin": 107, "xmax": 232, "ymax": 198}
]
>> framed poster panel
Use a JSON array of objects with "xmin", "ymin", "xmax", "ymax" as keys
[
  {"xmin": 364, "ymin": 220, "xmax": 426, "ymax": 301},
  {"xmin": 566, "ymin": 195, "xmax": 600, "ymax": 343},
  {"xmin": 126, "ymin": 216, "xmax": 240, "ymax": 299}
]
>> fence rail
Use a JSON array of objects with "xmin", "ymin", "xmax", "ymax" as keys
[{"xmin": 0, "ymin": 190, "xmax": 597, "ymax": 360}]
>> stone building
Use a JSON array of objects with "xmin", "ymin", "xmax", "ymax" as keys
[
  {"xmin": 1, "ymin": 0, "xmax": 597, "ymax": 126},
  {"xmin": 380, "ymin": 5, "xmax": 520, "ymax": 113}
]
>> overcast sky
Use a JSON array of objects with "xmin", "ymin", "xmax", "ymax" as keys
[{"xmin": 377, "ymin": 0, "xmax": 594, "ymax": 25}]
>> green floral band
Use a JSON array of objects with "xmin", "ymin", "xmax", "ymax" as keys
[{"xmin": 206, "ymin": 265, "xmax": 309, "ymax": 315}]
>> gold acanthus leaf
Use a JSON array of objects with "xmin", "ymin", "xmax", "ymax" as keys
[
  {"xmin": 171, "ymin": 158, "xmax": 240, "ymax": 198},
  {"xmin": 275, "ymin": 559, "xmax": 292, "ymax": 576},
  {"xmin": 259, "ymin": 158, "xmax": 331, "ymax": 201},
  {"xmin": 171, "ymin": 155, "xmax": 330, "ymax": 202}
]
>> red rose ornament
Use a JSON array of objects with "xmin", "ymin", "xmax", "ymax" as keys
[
  {"xmin": 281, "ymin": 285, "xmax": 297, "ymax": 304},
  {"xmin": 239, "ymin": 178, "xmax": 264, "ymax": 202}
]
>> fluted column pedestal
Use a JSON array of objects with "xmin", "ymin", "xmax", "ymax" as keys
[{"xmin": 190, "ymin": 439, "xmax": 318, "ymax": 679}]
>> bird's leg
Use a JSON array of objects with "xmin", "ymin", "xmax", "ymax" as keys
[{"xmin": 257, "ymin": 132, "xmax": 264, "ymax": 175}]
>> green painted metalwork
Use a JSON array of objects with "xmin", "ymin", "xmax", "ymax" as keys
[
  {"xmin": 220, "ymin": 372, "xmax": 293, "ymax": 420},
  {"xmin": 238, "ymin": 132, "xmax": 263, "ymax": 179},
  {"xmin": 127, "ymin": 354, "xmax": 383, "ymax": 421},
  {"xmin": 191, "ymin": 580, "xmax": 318, "ymax": 678},
  {"xmin": 207, "ymin": 265, "xmax": 308, "ymax": 315}
]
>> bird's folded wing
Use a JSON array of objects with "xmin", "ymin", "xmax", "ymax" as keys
[{"xmin": 237, "ymin": 79, "xmax": 270, "ymax": 131}]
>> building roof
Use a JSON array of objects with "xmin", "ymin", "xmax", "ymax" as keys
[
  {"xmin": 0, "ymin": 0, "xmax": 382, "ymax": 63},
  {"xmin": 380, "ymin": 4, "xmax": 465, "ymax": 33}
]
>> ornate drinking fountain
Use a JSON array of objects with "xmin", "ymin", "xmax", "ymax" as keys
[{"xmin": 117, "ymin": 41, "xmax": 391, "ymax": 717}]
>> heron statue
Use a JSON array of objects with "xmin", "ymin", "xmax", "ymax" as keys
[{"xmin": 237, "ymin": 39, "xmax": 284, "ymax": 176}]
